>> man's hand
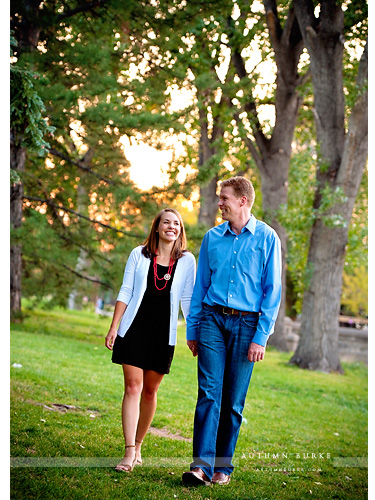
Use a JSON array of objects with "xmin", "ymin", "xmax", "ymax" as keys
[
  {"xmin": 187, "ymin": 340, "xmax": 198, "ymax": 357},
  {"xmin": 247, "ymin": 342, "xmax": 265, "ymax": 362}
]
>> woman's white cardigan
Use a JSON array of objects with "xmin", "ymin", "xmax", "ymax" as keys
[{"xmin": 116, "ymin": 245, "xmax": 196, "ymax": 346}]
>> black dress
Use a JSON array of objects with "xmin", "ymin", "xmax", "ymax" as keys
[{"xmin": 111, "ymin": 259, "xmax": 177, "ymax": 374}]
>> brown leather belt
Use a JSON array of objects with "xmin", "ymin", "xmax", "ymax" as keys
[{"xmin": 208, "ymin": 305, "xmax": 259, "ymax": 316}]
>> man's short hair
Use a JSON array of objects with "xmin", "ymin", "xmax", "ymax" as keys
[{"xmin": 220, "ymin": 176, "xmax": 255, "ymax": 209}]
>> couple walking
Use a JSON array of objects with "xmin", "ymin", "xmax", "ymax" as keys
[{"xmin": 105, "ymin": 176, "xmax": 282, "ymax": 485}]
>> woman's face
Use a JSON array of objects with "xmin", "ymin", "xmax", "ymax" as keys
[{"xmin": 157, "ymin": 211, "xmax": 181, "ymax": 244}]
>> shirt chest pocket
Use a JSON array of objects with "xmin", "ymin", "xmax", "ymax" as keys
[
  {"xmin": 209, "ymin": 245, "xmax": 227, "ymax": 271},
  {"xmin": 239, "ymin": 248, "xmax": 263, "ymax": 283}
]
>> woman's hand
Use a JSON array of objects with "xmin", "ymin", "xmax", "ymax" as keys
[
  {"xmin": 105, "ymin": 301, "xmax": 127, "ymax": 351},
  {"xmin": 105, "ymin": 329, "xmax": 117, "ymax": 350},
  {"xmin": 187, "ymin": 340, "xmax": 198, "ymax": 357}
]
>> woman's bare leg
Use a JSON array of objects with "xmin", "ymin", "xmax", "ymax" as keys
[
  {"xmin": 134, "ymin": 370, "xmax": 165, "ymax": 464},
  {"xmin": 117, "ymin": 364, "xmax": 143, "ymax": 470}
]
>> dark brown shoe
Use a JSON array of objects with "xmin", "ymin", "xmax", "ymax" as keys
[
  {"xmin": 182, "ymin": 467, "xmax": 211, "ymax": 486},
  {"xmin": 211, "ymin": 472, "xmax": 231, "ymax": 485}
]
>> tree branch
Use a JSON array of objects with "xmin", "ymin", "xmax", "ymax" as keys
[
  {"xmin": 355, "ymin": 39, "xmax": 368, "ymax": 89},
  {"xmin": 230, "ymin": 50, "xmax": 269, "ymax": 158},
  {"xmin": 23, "ymin": 196, "xmax": 141, "ymax": 238},
  {"xmin": 48, "ymin": 148, "xmax": 115, "ymax": 185},
  {"xmin": 232, "ymin": 109, "xmax": 264, "ymax": 172},
  {"xmin": 58, "ymin": 233, "xmax": 113, "ymax": 264},
  {"xmin": 57, "ymin": 1, "xmax": 107, "ymax": 22},
  {"xmin": 263, "ymin": 0, "xmax": 282, "ymax": 47},
  {"xmin": 293, "ymin": 0, "xmax": 318, "ymax": 37},
  {"xmin": 337, "ymin": 40, "xmax": 368, "ymax": 190},
  {"xmin": 61, "ymin": 264, "xmax": 113, "ymax": 289},
  {"xmin": 224, "ymin": 13, "xmax": 266, "ymax": 146},
  {"xmin": 297, "ymin": 67, "xmax": 311, "ymax": 87}
]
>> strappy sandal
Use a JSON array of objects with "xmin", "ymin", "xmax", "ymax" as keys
[
  {"xmin": 133, "ymin": 439, "xmax": 143, "ymax": 466},
  {"xmin": 115, "ymin": 445, "xmax": 135, "ymax": 473}
]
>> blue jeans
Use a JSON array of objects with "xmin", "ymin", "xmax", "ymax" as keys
[{"xmin": 190, "ymin": 305, "xmax": 258, "ymax": 479}]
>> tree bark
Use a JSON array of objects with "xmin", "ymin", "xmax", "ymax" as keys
[
  {"xmin": 290, "ymin": 1, "xmax": 368, "ymax": 372},
  {"xmin": 231, "ymin": 2, "xmax": 305, "ymax": 350},
  {"xmin": 259, "ymin": 156, "xmax": 289, "ymax": 350},
  {"xmin": 198, "ymin": 179, "xmax": 219, "ymax": 226},
  {"xmin": 197, "ymin": 95, "xmax": 222, "ymax": 227},
  {"xmin": 10, "ymin": 137, "xmax": 27, "ymax": 320},
  {"xmin": 10, "ymin": 0, "xmax": 111, "ymax": 318}
]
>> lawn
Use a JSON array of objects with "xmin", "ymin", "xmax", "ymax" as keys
[{"xmin": 10, "ymin": 308, "xmax": 368, "ymax": 499}]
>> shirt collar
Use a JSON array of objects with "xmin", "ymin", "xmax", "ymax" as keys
[{"xmin": 221, "ymin": 214, "xmax": 256, "ymax": 236}]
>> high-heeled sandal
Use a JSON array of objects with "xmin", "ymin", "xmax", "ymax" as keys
[
  {"xmin": 134, "ymin": 439, "xmax": 143, "ymax": 466},
  {"xmin": 115, "ymin": 445, "xmax": 135, "ymax": 472}
]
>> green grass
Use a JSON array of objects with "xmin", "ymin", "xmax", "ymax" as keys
[{"xmin": 10, "ymin": 308, "xmax": 368, "ymax": 499}]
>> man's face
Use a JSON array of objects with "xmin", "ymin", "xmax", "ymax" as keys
[{"xmin": 217, "ymin": 186, "xmax": 243, "ymax": 222}]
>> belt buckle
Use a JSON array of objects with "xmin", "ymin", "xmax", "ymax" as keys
[{"xmin": 222, "ymin": 307, "xmax": 234, "ymax": 315}]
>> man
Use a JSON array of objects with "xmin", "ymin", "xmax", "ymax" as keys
[{"xmin": 182, "ymin": 176, "xmax": 282, "ymax": 486}]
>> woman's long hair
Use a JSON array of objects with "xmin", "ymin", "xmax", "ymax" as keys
[{"xmin": 141, "ymin": 208, "xmax": 187, "ymax": 260}]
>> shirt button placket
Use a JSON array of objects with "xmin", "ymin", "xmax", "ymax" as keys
[{"xmin": 229, "ymin": 236, "xmax": 238, "ymax": 306}]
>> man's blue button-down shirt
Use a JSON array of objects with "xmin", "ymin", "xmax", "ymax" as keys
[{"xmin": 186, "ymin": 215, "xmax": 282, "ymax": 347}]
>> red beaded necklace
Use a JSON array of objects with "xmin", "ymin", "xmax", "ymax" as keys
[{"xmin": 153, "ymin": 256, "xmax": 174, "ymax": 291}]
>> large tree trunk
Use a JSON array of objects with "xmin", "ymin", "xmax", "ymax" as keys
[
  {"xmin": 198, "ymin": 178, "xmax": 219, "ymax": 227},
  {"xmin": 197, "ymin": 96, "xmax": 222, "ymax": 227},
  {"xmin": 232, "ymin": 2, "xmax": 305, "ymax": 350},
  {"xmin": 290, "ymin": 1, "xmax": 368, "ymax": 372},
  {"xmin": 259, "ymin": 157, "xmax": 289, "ymax": 351},
  {"xmin": 292, "ymin": 221, "xmax": 346, "ymax": 372},
  {"xmin": 260, "ymin": 52, "xmax": 303, "ymax": 350},
  {"xmin": 10, "ymin": 3, "xmax": 42, "ymax": 322},
  {"xmin": 10, "ymin": 137, "xmax": 27, "ymax": 321}
]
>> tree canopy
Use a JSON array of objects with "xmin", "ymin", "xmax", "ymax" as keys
[{"xmin": 10, "ymin": 1, "xmax": 368, "ymax": 372}]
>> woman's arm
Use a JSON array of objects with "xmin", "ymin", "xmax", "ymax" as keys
[
  {"xmin": 105, "ymin": 301, "xmax": 127, "ymax": 350},
  {"xmin": 105, "ymin": 247, "xmax": 141, "ymax": 350},
  {"xmin": 180, "ymin": 253, "xmax": 196, "ymax": 320}
]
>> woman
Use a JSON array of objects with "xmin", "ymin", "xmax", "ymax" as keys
[{"xmin": 105, "ymin": 208, "xmax": 196, "ymax": 472}]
